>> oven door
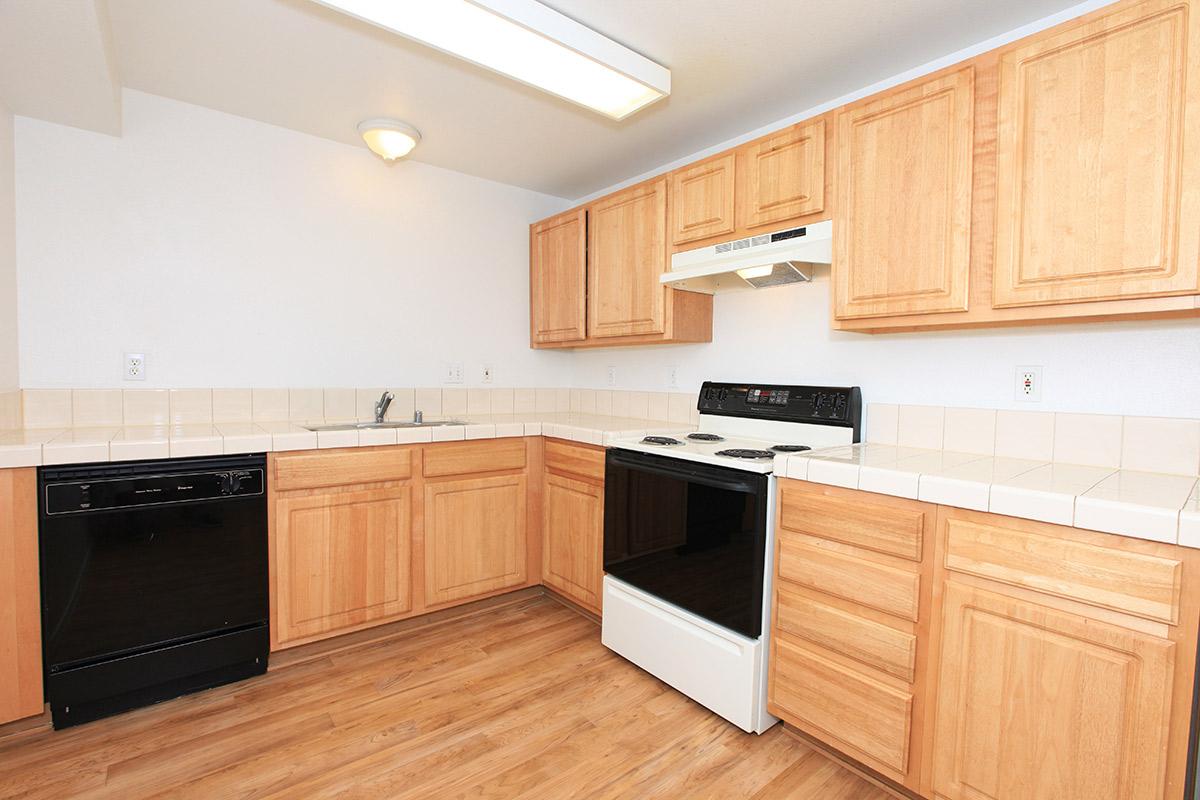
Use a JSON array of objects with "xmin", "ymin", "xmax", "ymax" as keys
[{"xmin": 603, "ymin": 448, "xmax": 769, "ymax": 638}]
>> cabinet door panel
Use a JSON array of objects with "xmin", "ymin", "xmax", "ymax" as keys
[
  {"xmin": 834, "ymin": 68, "xmax": 974, "ymax": 319},
  {"xmin": 738, "ymin": 120, "xmax": 825, "ymax": 230},
  {"xmin": 542, "ymin": 473, "xmax": 603, "ymax": 612},
  {"xmin": 993, "ymin": 0, "xmax": 1200, "ymax": 307},
  {"xmin": 670, "ymin": 153, "xmax": 736, "ymax": 245},
  {"xmin": 588, "ymin": 180, "xmax": 668, "ymax": 338},
  {"xmin": 530, "ymin": 209, "xmax": 587, "ymax": 344},
  {"xmin": 425, "ymin": 474, "xmax": 528, "ymax": 606},
  {"xmin": 274, "ymin": 485, "xmax": 413, "ymax": 646},
  {"xmin": 933, "ymin": 582, "xmax": 1174, "ymax": 800}
]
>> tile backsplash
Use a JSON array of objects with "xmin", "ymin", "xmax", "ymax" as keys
[
  {"xmin": 868, "ymin": 403, "xmax": 1200, "ymax": 476},
  {"xmin": 12, "ymin": 387, "xmax": 702, "ymax": 430}
]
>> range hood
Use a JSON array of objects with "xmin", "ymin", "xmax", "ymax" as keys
[{"xmin": 661, "ymin": 220, "xmax": 832, "ymax": 293}]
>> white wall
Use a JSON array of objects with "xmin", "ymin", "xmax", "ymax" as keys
[
  {"xmin": 14, "ymin": 89, "xmax": 570, "ymax": 388},
  {"xmin": 569, "ymin": 269, "xmax": 1200, "ymax": 419},
  {"xmin": 0, "ymin": 102, "xmax": 17, "ymax": 391}
]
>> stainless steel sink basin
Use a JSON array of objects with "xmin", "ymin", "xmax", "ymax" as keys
[{"xmin": 303, "ymin": 420, "xmax": 468, "ymax": 432}]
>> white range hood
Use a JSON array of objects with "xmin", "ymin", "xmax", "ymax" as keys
[{"xmin": 661, "ymin": 220, "xmax": 832, "ymax": 293}]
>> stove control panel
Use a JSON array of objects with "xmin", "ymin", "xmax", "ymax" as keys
[{"xmin": 697, "ymin": 382, "xmax": 862, "ymax": 435}]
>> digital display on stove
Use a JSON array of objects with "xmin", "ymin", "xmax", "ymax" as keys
[{"xmin": 747, "ymin": 388, "xmax": 790, "ymax": 406}]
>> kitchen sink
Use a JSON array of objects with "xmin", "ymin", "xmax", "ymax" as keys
[{"xmin": 303, "ymin": 420, "xmax": 469, "ymax": 432}]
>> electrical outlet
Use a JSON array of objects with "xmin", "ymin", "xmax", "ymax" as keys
[
  {"xmin": 606, "ymin": 366, "xmax": 617, "ymax": 387},
  {"xmin": 444, "ymin": 362, "xmax": 464, "ymax": 384},
  {"xmin": 124, "ymin": 353, "xmax": 146, "ymax": 381},
  {"xmin": 1015, "ymin": 365, "xmax": 1043, "ymax": 402},
  {"xmin": 667, "ymin": 365, "xmax": 679, "ymax": 389},
  {"xmin": 481, "ymin": 364, "xmax": 494, "ymax": 384}
]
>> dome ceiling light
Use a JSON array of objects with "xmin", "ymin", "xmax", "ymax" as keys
[{"xmin": 357, "ymin": 118, "xmax": 422, "ymax": 161}]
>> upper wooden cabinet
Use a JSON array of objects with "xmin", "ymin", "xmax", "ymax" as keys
[
  {"xmin": 669, "ymin": 153, "xmax": 736, "ymax": 246},
  {"xmin": 588, "ymin": 178, "xmax": 670, "ymax": 338},
  {"xmin": 737, "ymin": 119, "xmax": 826, "ymax": 231},
  {"xmin": 530, "ymin": 180, "xmax": 712, "ymax": 349},
  {"xmin": 530, "ymin": 209, "xmax": 587, "ymax": 344},
  {"xmin": 992, "ymin": 0, "xmax": 1200, "ymax": 308},
  {"xmin": 833, "ymin": 67, "xmax": 975, "ymax": 320}
]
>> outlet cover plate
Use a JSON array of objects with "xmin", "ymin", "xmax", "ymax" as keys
[{"xmin": 1015, "ymin": 365, "xmax": 1043, "ymax": 402}]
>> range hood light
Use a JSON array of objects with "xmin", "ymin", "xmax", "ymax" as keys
[{"xmin": 736, "ymin": 265, "xmax": 774, "ymax": 281}]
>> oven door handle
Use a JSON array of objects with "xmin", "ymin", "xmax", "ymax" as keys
[{"xmin": 605, "ymin": 449, "xmax": 768, "ymax": 495}]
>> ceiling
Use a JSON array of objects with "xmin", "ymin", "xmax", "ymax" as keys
[{"xmin": 9, "ymin": 0, "xmax": 1090, "ymax": 199}]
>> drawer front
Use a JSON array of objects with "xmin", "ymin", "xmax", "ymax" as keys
[
  {"xmin": 944, "ymin": 515, "xmax": 1182, "ymax": 625},
  {"xmin": 273, "ymin": 448, "xmax": 413, "ymax": 491},
  {"xmin": 544, "ymin": 439, "xmax": 605, "ymax": 483},
  {"xmin": 771, "ymin": 636, "xmax": 913, "ymax": 775},
  {"xmin": 775, "ymin": 586, "xmax": 916, "ymax": 682},
  {"xmin": 779, "ymin": 481, "xmax": 927, "ymax": 561},
  {"xmin": 423, "ymin": 438, "xmax": 527, "ymax": 478},
  {"xmin": 778, "ymin": 535, "xmax": 920, "ymax": 622}
]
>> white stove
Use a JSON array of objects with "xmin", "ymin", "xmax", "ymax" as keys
[{"xmin": 602, "ymin": 381, "xmax": 862, "ymax": 734}]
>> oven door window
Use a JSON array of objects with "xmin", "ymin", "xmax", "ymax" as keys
[{"xmin": 603, "ymin": 450, "xmax": 768, "ymax": 638}]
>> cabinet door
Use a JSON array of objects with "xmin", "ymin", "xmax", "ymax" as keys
[
  {"xmin": 737, "ymin": 119, "xmax": 825, "ymax": 230},
  {"xmin": 542, "ymin": 473, "xmax": 603, "ymax": 612},
  {"xmin": 530, "ymin": 209, "xmax": 587, "ymax": 344},
  {"xmin": 993, "ymin": 0, "xmax": 1200, "ymax": 308},
  {"xmin": 834, "ymin": 67, "xmax": 974, "ymax": 319},
  {"xmin": 932, "ymin": 582, "xmax": 1174, "ymax": 800},
  {"xmin": 0, "ymin": 469, "xmax": 41, "ymax": 724},
  {"xmin": 587, "ymin": 179, "xmax": 668, "ymax": 338},
  {"xmin": 670, "ymin": 153, "xmax": 736, "ymax": 246},
  {"xmin": 424, "ymin": 474, "xmax": 528, "ymax": 606},
  {"xmin": 273, "ymin": 485, "xmax": 413, "ymax": 647}
]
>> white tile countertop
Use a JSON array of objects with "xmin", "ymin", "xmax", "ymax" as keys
[
  {"xmin": 777, "ymin": 443, "xmax": 1200, "ymax": 546},
  {"xmin": 0, "ymin": 413, "xmax": 695, "ymax": 469}
]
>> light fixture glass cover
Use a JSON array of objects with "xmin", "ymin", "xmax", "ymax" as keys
[
  {"xmin": 314, "ymin": 0, "xmax": 670, "ymax": 120},
  {"xmin": 357, "ymin": 118, "xmax": 421, "ymax": 160}
]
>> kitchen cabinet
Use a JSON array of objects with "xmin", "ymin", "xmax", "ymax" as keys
[
  {"xmin": 928, "ymin": 506, "xmax": 1199, "ymax": 800},
  {"xmin": 669, "ymin": 153, "xmax": 737, "ymax": 246},
  {"xmin": 992, "ymin": 0, "xmax": 1200, "ymax": 309},
  {"xmin": 736, "ymin": 119, "xmax": 826, "ymax": 232},
  {"xmin": 769, "ymin": 480, "xmax": 935, "ymax": 792},
  {"xmin": 529, "ymin": 178, "xmax": 712, "ymax": 350},
  {"xmin": 272, "ymin": 484, "xmax": 414, "ymax": 649},
  {"xmin": 530, "ymin": 208, "xmax": 587, "ymax": 344},
  {"xmin": 541, "ymin": 440, "xmax": 605, "ymax": 614},
  {"xmin": 424, "ymin": 473, "xmax": 528, "ymax": 606},
  {"xmin": 833, "ymin": 66, "xmax": 975, "ymax": 320},
  {"xmin": 769, "ymin": 480, "xmax": 1200, "ymax": 800},
  {"xmin": 0, "ymin": 468, "xmax": 42, "ymax": 725}
]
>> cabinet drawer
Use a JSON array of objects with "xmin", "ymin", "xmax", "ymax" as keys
[
  {"xmin": 771, "ymin": 636, "xmax": 913, "ymax": 776},
  {"xmin": 778, "ymin": 535, "xmax": 920, "ymax": 621},
  {"xmin": 943, "ymin": 512, "xmax": 1183, "ymax": 625},
  {"xmin": 423, "ymin": 438, "xmax": 527, "ymax": 478},
  {"xmin": 273, "ymin": 448, "xmax": 413, "ymax": 491},
  {"xmin": 775, "ymin": 586, "xmax": 916, "ymax": 682},
  {"xmin": 779, "ymin": 481, "xmax": 928, "ymax": 561},
  {"xmin": 544, "ymin": 440, "xmax": 605, "ymax": 483}
]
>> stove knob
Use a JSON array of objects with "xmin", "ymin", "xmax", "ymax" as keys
[{"xmin": 217, "ymin": 473, "xmax": 233, "ymax": 495}]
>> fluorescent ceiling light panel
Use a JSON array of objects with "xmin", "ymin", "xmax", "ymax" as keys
[{"xmin": 312, "ymin": 0, "xmax": 670, "ymax": 120}]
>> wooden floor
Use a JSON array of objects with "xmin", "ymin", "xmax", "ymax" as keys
[{"xmin": 0, "ymin": 594, "xmax": 890, "ymax": 799}]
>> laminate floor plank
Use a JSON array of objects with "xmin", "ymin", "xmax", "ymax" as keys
[{"xmin": 0, "ymin": 595, "xmax": 888, "ymax": 799}]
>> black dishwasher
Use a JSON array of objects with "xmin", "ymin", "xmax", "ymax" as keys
[{"xmin": 38, "ymin": 454, "xmax": 269, "ymax": 728}]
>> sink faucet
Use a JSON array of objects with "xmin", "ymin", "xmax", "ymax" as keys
[
  {"xmin": 374, "ymin": 391, "xmax": 394, "ymax": 423},
  {"xmin": 413, "ymin": 409, "xmax": 423, "ymax": 424}
]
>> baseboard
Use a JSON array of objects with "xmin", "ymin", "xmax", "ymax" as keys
[
  {"xmin": 541, "ymin": 585, "xmax": 601, "ymax": 625},
  {"xmin": 0, "ymin": 707, "xmax": 51, "ymax": 744}
]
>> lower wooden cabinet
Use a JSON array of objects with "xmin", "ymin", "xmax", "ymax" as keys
[
  {"xmin": 770, "ymin": 479, "xmax": 1200, "ymax": 800},
  {"xmin": 424, "ymin": 474, "xmax": 528, "ymax": 607},
  {"xmin": 0, "ymin": 468, "xmax": 42, "ymax": 725},
  {"xmin": 271, "ymin": 484, "xmax": 414, "ymax": 649},
  {"xmin": 931, "ymin": 581, "xmax": 1174, "ymax": 800},
  {"xmin": 541, "ymin": 440, "xmax": 605, "ymax": 614}
]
